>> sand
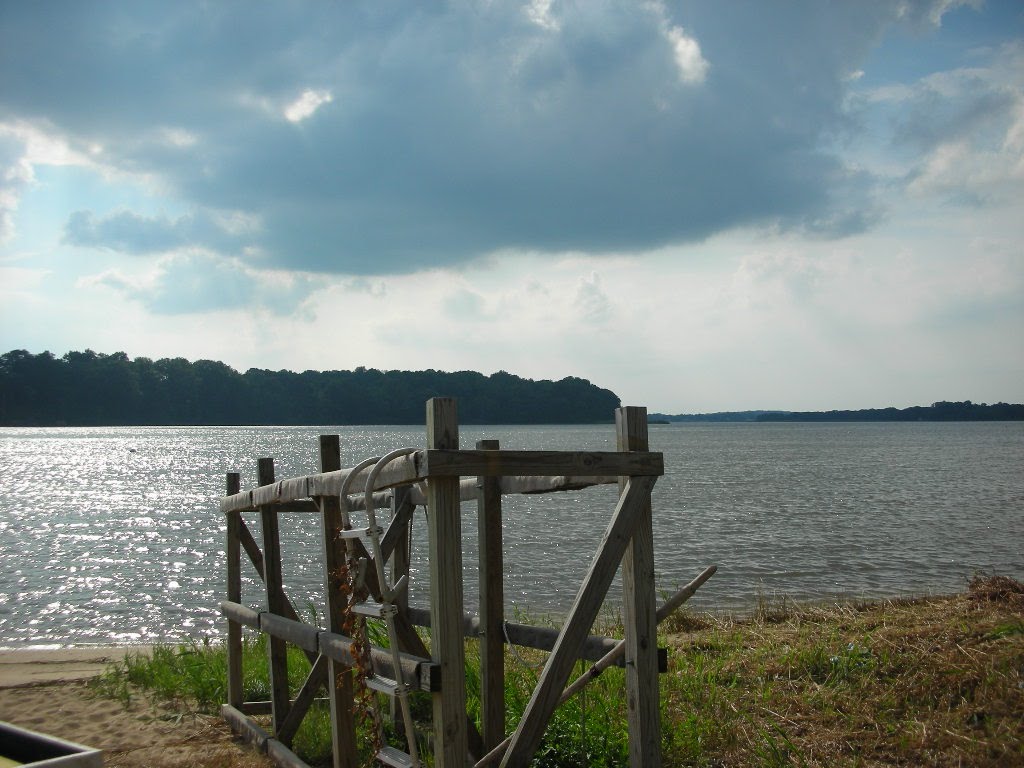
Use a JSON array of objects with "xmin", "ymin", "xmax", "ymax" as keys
[{"xmin": 0, "ymin": 648, "xmax": 270, "ymax": 768}]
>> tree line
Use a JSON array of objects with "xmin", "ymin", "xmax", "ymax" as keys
[
  {"xmin": 0, "ymin": 349, "xmax": 621, "ymax": 426},
  {"xmin": 755, "ymin": 401, "xmax": 1024, "ymax": 422}
]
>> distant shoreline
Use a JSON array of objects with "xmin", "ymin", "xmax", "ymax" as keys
[{"xmin": 650, "ymin": 400, "xmax": 1024, "ymax": 423}]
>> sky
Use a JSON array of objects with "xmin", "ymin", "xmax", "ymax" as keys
[{"xmin": 1, "ymin": 1, "xmax": 1022, "ymax": 413}]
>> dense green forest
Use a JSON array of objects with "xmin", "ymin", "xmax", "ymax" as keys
[
  {"xmin": 754, "ymin": 401, "xmax": 1024, "ymax": 421},
  {"xmin": 0, "ymin": 349, "xmax": 621, "ymax": 426}
]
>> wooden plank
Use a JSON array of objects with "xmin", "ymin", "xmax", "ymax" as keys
[
  {"xmin": 259, "ymin": 457, "xmax": 291, "ymax": 737},
  {"xmin": 404, "ymin": 606, "xmax": 665, "ymax": 669},
  {"xmin": 426, "ymin": 398, "xmax": 469, "ymax": 768},
  {"xmin": 477, "ymin": 439, "xmax": 505, "ymax": 752},
  {"xmin": 500, "ymin": 476, "xmax": 656, "ymax": 767},
  {"xmin": 319, "ymin": 434, "xmax": 358, "ymax": 768},
  {"xmin": 220, "ymin": 600, "xmax": 260, "ymax": 629},
  {"xmin": 616, "ymin": 407, "xmax": 661, "ymax": 768},
  {"xmin": 239, "ymin": 518, "xmax": 266, "ymax": 579},
  {"xmin": 276, "ymin": 653, "xmax": 329, "ymax": 747},
  {"xmin": 318, "ymin": 631, "xmax": 439, "ymax": 693},
  {"xmin": 221, "ymin": 454, "xmax": 422, "ymax": 514},
  {"xmin": 226, "ymin": 472, "xmax": 243, "ymax": 709},
  {"xmin": 260, "ymin": 612, "xmax": 320, "ymax": 653},
  {"xmin": 267, "ymin": 738, "xmax": 316, "ymax": 768},
  {"xmin": 419, "ymin": 449, "xmax": 663, "ymax": 479},
  {"xmin": 222, "ymin": 703, "xmax": 270, "ymax": 750}
]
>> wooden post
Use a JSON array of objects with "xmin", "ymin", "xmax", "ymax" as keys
[
  {"xmin": 477, "ymin": 439, "xmax": 505, "ymax": 751},
  {"xmin": 226, "ymin": 472, "xmax": 243, "ymax": 710},
  {"xmin": 426, "ymin": 398, "xmax": 469, "ymax": 767},
  {"xmin": 500, "ymin": 476, "xmax": 656, "ymax": 767},
  {"xmin": 616, "ymin": 407, "xmax": 661, "ymax": 768},
  {"xmin": 319, "ymin": 435, "xmax": 359, "ymax": 768},
  {"xmin": 258, "ymin": 457, "xmax": 291, "ymax": 738},
  {"xmin": 390, "ymin": 484, "xmax": 414, "ymax": 732}
]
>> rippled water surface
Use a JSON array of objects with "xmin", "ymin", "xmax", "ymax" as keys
[{"xmin": 1, "ymin": 422, "xmax": 1021, "ymax": 647}]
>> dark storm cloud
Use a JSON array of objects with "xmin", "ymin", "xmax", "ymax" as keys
[{"xmin": 0, "ymin": 1, "xmax": 967, "ymax": 274}]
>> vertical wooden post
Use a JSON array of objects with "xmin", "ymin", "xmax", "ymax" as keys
[
  {"xmin": 426, "ymin": 398, "xmax": 469, "ymax": 767},
  {"xmin": 226, "ymin": 472, "xmax": 243, "ymax": 710},
  {"xmin": 477, "ymin": 438, "xmax": 505, "ymax": 751},
  {"xmin": 319, "ymin": 436, "xmax": 358, "ymax": 768},
  {"xmin": 389, "ymin": 484, "xmax": 414, "ymax": 732},
  {"xmin": 616, "ymin": 407, "xmax": 662, "ymax": 768},
  {"xmin": 258, "ymin": 457, "xmax": 291, "ymax": 738}
]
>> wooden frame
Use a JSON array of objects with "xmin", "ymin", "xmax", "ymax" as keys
[{"xmin": 220, "ymin": 399, "xmax": 667, "ymax": 768}]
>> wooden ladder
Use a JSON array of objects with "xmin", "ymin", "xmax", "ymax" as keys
[{"xmin": 339, "ymin": 449, "xmax": 421, "ymax": 768}]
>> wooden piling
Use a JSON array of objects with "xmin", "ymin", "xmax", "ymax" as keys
[
  {"xmin": 226, "ymin": 472, "xmax": 243, "ymax": 710},
  {"xmin": 319, "ymin": 435, "xmax": 358, "ymax": 768},
  {"xmin": 477, "ymin": 438, "xmax": 505, "ymax": 751},
  {"xmin": 426, "ymin": 398, "xmax": 469, "ymax": 767},
  {"xmin": 259, "ymin": 457, "xmax": 291, "ymax": 738},
  {"xmin": 616, "ymin": 406, "xmax": 662, "ymax": 768}
]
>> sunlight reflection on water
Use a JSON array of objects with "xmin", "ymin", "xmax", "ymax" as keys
[{"xmin": 1, "ymin": 422, "xmax": 1021, "ymax": 647}]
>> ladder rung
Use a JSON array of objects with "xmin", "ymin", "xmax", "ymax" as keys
[
  {"xmin": 365, "ymin": 674, "xmax": 405, "ymax": 696},
  {"xmin": 338, "ymin": 525, "xmax": 384, "ymax": 540},
  {"xmin": 352, "ymin": 600, "xmax": 397, "ymax": 618},
  {"xmin": 376, "ymin": 745, "xmax": 415, "ymax": 768}
]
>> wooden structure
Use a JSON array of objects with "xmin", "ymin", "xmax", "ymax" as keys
[{"xmin": 219, "ymin": 398, "xmax": 701, "ymax": 767}]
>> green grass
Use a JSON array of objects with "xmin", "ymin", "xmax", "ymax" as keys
[{"xmin": 91, "ymin": 575, "xmax": 1024, "ymax": 767}]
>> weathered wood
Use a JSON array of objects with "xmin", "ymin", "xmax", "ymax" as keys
[
  {"xmin": 475, "ymin": 566, "xmax": 717, "ymax": 768},
  {"xmin": 388, "ymin": 485, "xmax": 414, "ymax": 732},
  {"xmin": 477, "ymin": 439, "xmax": 505, "ymax": 752},
  {"xmin": 224, "ymin": 471, "xmax": 620, "ymax": 516},
  {"xmin": 318, "ymin": 631, "xmax": 439, "ymax": 693},
  {"xmin": 226, "ymin": 472, "xmax": 243, "ymax": 709},
  {"xmin": 220, "ymin": 600, "xmax": 260, "ymax": 629},
  {"xmin": 259, "ymin": 457, "xmax": 291, "ymax": 737},
  {"xmin": 267, "ymin": 738, "xmax": 316, "ymax": 768},
  {"xmin": 500, "ymin": 475, "xmax": 656, "ymax": 768},
  {"xmin": 238, "ymin": 518, "xmax": 266, "ymax": 579},
  {"xmin": 426, "ymin": 398, "xmax": 468, "ymax": 768},
  {"xmin": 222, "ymin": 703, "xmax": 270, "ymax": 750},
  {"xmin": 221, "ymin": 455, "xmax": 421, "ymax": 514},
  {"xmin": 403, "ymin": 606, "xmax": 665, "ymax": 669},
  {"xmin": 319, "ymin": 434, "xmax": 358, "ymax": 768},
  {"xmin": 261, "ymin": 611, "xmax": 321, "ymax": 653},
  {"xmin": 276, "ymin": 653, "xmax": 329, "ymax": 747},
  {"xmin": 617, "ymin": 406, "xmax": 661, "ymax": 768},
  {"xmin": 419, "ymin": 449, "xmax": 663, "ymax": 479}
]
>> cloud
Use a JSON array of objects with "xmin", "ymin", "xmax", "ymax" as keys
[
  {"xmin": 62, "ymin": 209, "xmax": 260, "ymax": 255},
  {"xmin": 94, "ymin": 253, "xmax": 316, "ymax": 315},
  {"xmin": 0, "ymin": 0, "xmax": 952, "ymax": 275}
]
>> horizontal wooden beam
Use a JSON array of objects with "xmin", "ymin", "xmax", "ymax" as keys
[
  {"xmin": 418, "ymin": 450, "xmax": 663, "ymax": 479},
  {"xmin": 220, "ymin": 600, "xmax": 260, "ymax": 629},
  {"xmin": 218, "ymin": 602, "xmax": 441, "ymax": 693},
  {"xmin": 221, "ymin": 453, "xmax": 640, "ymax": 513},
  {"xmin": 404, "ymin": 606, "xmax": 666, "ymax": 671}
]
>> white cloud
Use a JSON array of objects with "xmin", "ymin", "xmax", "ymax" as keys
[
  {"xmin": 664, "ymin": 25, "xmax": 709, "ymax": 85},
  {"xmin": 283, "ymin": 89, "xmax": 334, "ymax": 123}
]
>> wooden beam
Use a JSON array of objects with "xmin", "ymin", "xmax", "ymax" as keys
[
  {"xmin": 500, "ymin": 475, "xmax": 656, "ymax": 767},
  {"xmin": 616, "ymin": 407, "xmax": 661, "ymax": 768},
  {"xmin": 226, "ymin": 472, "xmax": 243, "ymax": 709},
  {"xmin": 477, "ymin": 439, "xmax": 505, "ymax": 751},
  {"xmin": 259, "ymin": 457, "xmax": 291, "ymax": 737},
  {"xmin": 418, "ymin": 449, "xmax": 663, "ymax": 479},
  {"xmin": 426, "ymin": 398, "xmax": 469, "ymax": 768},
  {"xmin": 275, "ymin": 653, "xmax": 329, "ymax": 747},
  {"xmin": 319, "ymin": 434, "xmax": 359, "ymax": 768}
]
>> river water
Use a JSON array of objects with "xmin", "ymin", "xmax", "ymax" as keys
[{"xmin": 1, "ymin": 422, "xmax": 1021, "ymax": 648}]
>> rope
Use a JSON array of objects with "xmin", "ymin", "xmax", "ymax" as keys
[{"xmin": 502, "ymin": 620, "xmax": 546, "ymax": 671}]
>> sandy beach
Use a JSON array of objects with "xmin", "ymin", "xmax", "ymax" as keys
[{"xmin": 0, "ymin": 648, "xmax": 269, "ymax": 767}]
